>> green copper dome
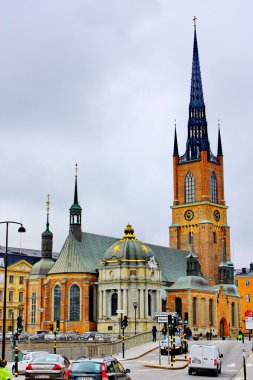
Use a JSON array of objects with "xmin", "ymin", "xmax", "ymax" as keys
[{"xmin": 101, "ymin": 224, "xmax": 158, "ymax": 267}]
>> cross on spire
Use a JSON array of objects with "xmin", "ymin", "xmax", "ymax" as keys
[{"xmin": 193, "ymin": 16, "xmax": 197, "ymax": 28}]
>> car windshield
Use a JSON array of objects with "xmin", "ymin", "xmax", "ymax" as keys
[
  {"xmin": 32, "ymin": 355, "xmax": 60, "ymax": 363},
  {"xmin": 71, "ymin": 362, "xmax": 102, "ymax": 374}
]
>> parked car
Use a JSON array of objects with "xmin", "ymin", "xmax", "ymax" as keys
[
  {"xmin": 25, "ymin": 353, "xmax": 70, "ymax": 380},
  {"xmin": 160, "ymin": 333, "xmax": 184, "ymax": 355},
  {"xmin": 57, "ymin": 331, "xmax": 80, "ymax": 341},
  {"xmin": 18, "ymin": 332, "xmax": 30, "ymax": 341},
  {"xmin": 79, "ymin": 331, "xmax": 97, "ymax": 341},
  {"xmin": 44, "ymin": 332, "xmax": 59, "ymax": 341},
  {"xmin": 188, "ymin": 344, "xmax": 223, "ymax": 376},
  {"xmin": 65, "ymin": 357, "xmax": 132, "ymax": 380},
  {"xmin": 12, "ymin": 351, "xmax": 49, "ymax": 375},
  {"xmin": 94, "ymin": 333, "xmax": 112, "ymax": 342}
]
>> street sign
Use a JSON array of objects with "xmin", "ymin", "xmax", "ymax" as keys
[
  {"xmin": 245, "ymin": 316, "xmax": 253, "ymax": 329},
  {"xmin": 116, "ymin": 310, "xmax": 125, "ymax": 314},
  {"xmin": 158, "ymin": 316, "xmax": 168, "ymax": 323},
  {"xmin": 154, "ymin": 312, "xmax": 168, "ymax": 317}
]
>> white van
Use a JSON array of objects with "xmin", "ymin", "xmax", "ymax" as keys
[{"xmin": 188, "ymin": 344, "xmax": 223, "ymax": 376}]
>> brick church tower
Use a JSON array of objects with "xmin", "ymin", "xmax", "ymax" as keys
[{"xmin": 169, "ymin": 22, "xmax": 230, "ymax": 284}]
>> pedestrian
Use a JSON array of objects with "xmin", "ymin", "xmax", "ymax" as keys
[
  {"xmin": 210, "ymin": 331, "xmax": 212, "ymax": 340},
  {"xmin": 206, "ymin": 331, "xmax": 209, "ymax": 340},
  {"xmin": 162, "ymin": 324, "xmax": 167, "ymax": 339},
  {"xmin": 199, "ymin": 332, "xmax": 202, "ymax": 340},
  {"xmin": 152, "ymin": 325, "xmax": 157, "ymax": 342},
  {"xmin": 0, "ymin": 358, "xmax": 11, "ymax": 380}
]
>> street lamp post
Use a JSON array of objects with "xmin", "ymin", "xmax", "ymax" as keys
[
  {"xmin": 133, "ymin": 302, "xmax": 138, "ymax": 335},
  {"xmin": 0, "ymin": 221, "xmax": 26, "ymax": 359}
]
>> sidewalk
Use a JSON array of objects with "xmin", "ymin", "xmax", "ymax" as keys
[
  {"xmin": 115, "ymin": 341, "xmax": 188, "ymax": 370},
  {"xmin": 234, "ymin": 349, "xmax": 253, "ymax": 380}
]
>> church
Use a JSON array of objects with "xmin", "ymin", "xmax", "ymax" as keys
[{"xmin": 25, "ymin": 23, "xmax": 241, "ymax": 338}]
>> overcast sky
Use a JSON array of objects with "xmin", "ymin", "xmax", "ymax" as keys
[{"xmin": 0, "ymin": 1, "xmax": 252, "ymax": 269}]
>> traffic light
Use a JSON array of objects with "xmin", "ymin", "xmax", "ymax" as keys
[
  {"xmin": 17, "ymin": 316, "xmax": 23, "ymax": 333},
  {"xmin": 184, "ymin": 312, "xmax": 189, "ymax": 325},
  {"xmin": 50, "ymin": 324, "xmax": 54, "ymax": 332},
  {"xmin": 168, "ymin": 314, "xmax": 172, "ymax": 328},
  {"xmin": 56, "ymin": 320, "xmax": 60, "ymax": 331},
  {"xmin": 124, "ymin": 316, "xmax": 128, "ymax": 328},
  {"xmin": 173, "ymin": 315, "xmax": 178, "ymax": 327},
  {"xmin": 121, "ymin": 318, "xmax": 125, "ymax": 329}
]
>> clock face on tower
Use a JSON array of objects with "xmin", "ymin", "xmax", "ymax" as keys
[
  {"xmin": 184, "ymin": 209, "xmax": 194, "ymax": 221},
  {"xmin": 213, "ymin": 210, "xmax": 220, "ymax": 221}
]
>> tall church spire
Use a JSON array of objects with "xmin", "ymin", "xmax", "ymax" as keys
[
  {"xmin": 184, "ymin": 18, "xmax": 210, "ymax": 161},
  {"xmin": 217, "ymin": 122, "xmax": 223, "ymax": 156},
  {"xmin": 41, "ymin": 194, "xmax": 53, "ymax": 259},
  {"xmin": 69, "ymin": 163, "xmax": 82, "ymax": 241},
  {"xmin": 173, "ymin": 121, "xmax": 179, "ymax": 156}
]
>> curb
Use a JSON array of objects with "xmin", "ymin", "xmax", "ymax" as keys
[
  {"xmin": 144, "ymin": 362, "xmax": 188, "ymax": 370},
  {"xmin": 119, "ymin": 345, "xmax": 159, "ymax": 361}
]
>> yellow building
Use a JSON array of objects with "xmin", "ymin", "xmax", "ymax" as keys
[{"xmin": 235, "ymin": 264, "xmax": 253, "ymax": 333}]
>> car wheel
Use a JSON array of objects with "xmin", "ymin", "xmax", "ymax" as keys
[
  {"xmin": 188, "ymin": 368, "xmax": 192, "ymax": 375},
  {"xmin": 218, "ymin": 364, "xmax": 221, "ymax": 374}
]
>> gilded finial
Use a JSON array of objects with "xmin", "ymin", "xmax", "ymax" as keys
[{"xmin": 123, "ymin": 224, "xmax": 137, "ymax": 240}]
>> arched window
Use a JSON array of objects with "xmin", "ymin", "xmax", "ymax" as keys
[
  {"xmin": 189, "ymin": 232, "xmax": 194, "ymax": 244},
  {"xmin": 31, "ymin": 292, "xmax": 36, "ymax": 324},
  {"xmin": 201, "ymin": 298, "xmax": 206, "ymax": 326},
  {"xmin": 89, "ymin": 285, "xmax": 94, "ymax": 322},
  {"xmin": 193, "ymin": 297, "xmax": 197, "ymax": 325},
  {"xmin": 231, "ymin": 302, "xmax": 235, "ymax": 327},
  {"xmin": 185, "ymin": 172, "xmax": 195, "ymax": 203},
  {"xmin": 54, "ymin": 285, "xmax": 61, "ymax": 321},
  {"xmin": 210, "ymin": 172, "xmax": 217, "ymax": 203},
  {"xmin": 70, "ymin": 284, "xmax": 80, "ymax": 321},
  {"xmin": 209, "ymin": 299, "xmax": 213, "ymax": 325},
  {"xmin": 175, "ymin": 298, "xmax": 182, "ymax": 318},
  {"xmin": 111, "ymin": 293, "xmax": 118, "ymax": 316},
  {"xmin": 148, "ymin": 293, "xmax": 152, "ymax": 316}
]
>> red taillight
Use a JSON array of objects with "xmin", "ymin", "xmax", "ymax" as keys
[
  {"xmin": 52, "ymin": 364, "xmax": 62, "ymax": 371},
  {"xmin": 64, "ymin": 368, "xmax": 70, "ymax": 379},
  {"xmin": 26, "ymin": 364, "xmax": 33, "ymax": 370},
  {"xmin": 101, "ymin": 362, "xmax": 109, "ymax": 380},
  {"xmin": 188, "ymin": 357, "xmax": 191, "ymax": 364},
  {"xmin": 214, "ymin": 359, "xmax": 218, "ymax": 366}
]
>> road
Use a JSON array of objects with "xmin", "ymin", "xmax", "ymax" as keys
[
  {"xmin": 122, "ymin": 339, "xmax": 253, "ymax": 380},
  {"xmin": 6, "ymin": 339, "xmax": 253, "ymax": 379}
]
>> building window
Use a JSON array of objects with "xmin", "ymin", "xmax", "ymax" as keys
[
  {"xmin": 175, "ymin": 298, "xmax": 182, "ymax": 317},
  {"xmin": 231, "ymin": 302, "xmax": 235, "ymax": 327},
  {"xmin": 148, "ymin": 293, "xmax": 152, "ymax": 316},
  {"xmin": 31, "ymin": 292, "xmax": 36, "ymax": 324},
  {"xmin": 19, "ymin": 276, "xmax": 24, "ymax": 284},
  {"xmin": 89, "ymin": 286, "xmax": 94, "ymax": 322},
  {"xmin": 19, "ymin": 292, "xmax": 24, "ymax": 302},
  {"xmin": 210, "ymin": 172, "xmax": 217, "ymax": 203},
  {"xmin": 185, "ymin": 172, "xmax": 195, "ymax": 203},
  {"xmin": 53, "ymin": 285, "xmax": 61, "ymax": 321},
  {"xmin": 193, "ymin": 297, "xmax": 197, "ymax": 325},
  {"xmin": 70, "ymin": 284, "xmax": 80, "ymax": 321},
  {"xmin": 235, "ymin": 280, "xmax": 238, "ymax": 286},
  {"xmin": 19, "ymin": 310, "xmax": 23, "ymax": 318},
  {"xmin": 246, "ymin": 294, "xmax": 251, "ymax": 303},
  {"xmin": 246, "ymin": 279, "xmax": 250, "ymax": 286},
  {"xmin": 213, "ymin": 232, "xmax": 217, "ymax": 243},
  {"xmin": 0, "ymin": 291, "xmax": 2, "ymax": 302},
  {"xmin": 111, "ymin": 293, "xmax": 118, "ymax": 316},
  {"xmin": 0, "ymin": 310, "xmax": 2, "ymax": 319},
  {"xmin": 8, "ymin": 309, "xmax": 14, "ymax": 319},
  {"xmin": 189, "ymin": 232, "xmax": 194, "ymax": 244},
  {"xmin": 9, "ymin": 276, "xmax": 14, "ymax": 284},
  {"xmin": 209, "ymin": 299, "xmax": 213, "ymax": 325},
  {"xmin": 9, "ymin": 291, "xmax": 14, "ymax": 302}
]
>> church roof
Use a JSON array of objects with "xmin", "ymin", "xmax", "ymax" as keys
[
  {"xmin": 48, "ymin": 231, "xmax": 187, "ymax": 283},
  {"xmin": 29, "ymin": 258, "xmax": 55, "ymax": 279},
  {"xmin": 167, "ymin": 275, "xmax": 214, "ymax": 292},
  {"xmin": 213, "ymin": 284, "xmax": 241, "ymax": 297}
]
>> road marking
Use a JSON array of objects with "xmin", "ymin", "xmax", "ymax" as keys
[{"xmin": 227, "ymin": 363, "xmax": 236, "ymax": 367}]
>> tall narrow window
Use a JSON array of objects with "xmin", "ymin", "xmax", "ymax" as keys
[
  {"xmin": 231, "ymin": 302, "xmax": 235, "ymax": 327},
  {"xmin": 31, "ymin": 292, "xmax": 36, "ymax": 324},
  {"xmin": 185, "ymin": 172, "xmax": 195, "ymax": 203},
  {"xmin": 210, "ymin": 172, "xmax": 217, "ymax": 203},
  {"xmin": 89, "ymin": 286, "xmax": 94, "ymax": 322},
  {"xmin": 111, "ymin": 293, "xmax": 118, "ymax": 316},
  {"xmin": 54, "ymin": 285, "xmax": 61, "ymax": 321},
  {"xmin": 175, "ymin": 298, "xmax": 182, "ymax": 317},
  {"xmin": 148, "ymin": 293, "xmax": 152, "ymax": 316},
  {"xmin": 193, "ymin": 297, "xmax": 197, "ymax": 325},
  {"xmin": 70, "ymin": 284, "xmax": 80, "ymax": 321},
  {"xmin": 209, "ymin": 299, "xmax": 213, "ymax": 325}
]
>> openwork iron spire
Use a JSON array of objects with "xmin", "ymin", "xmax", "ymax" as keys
[{"xmin": 74, "ymin": 162, "xmax": 78, "ymax": 205}]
